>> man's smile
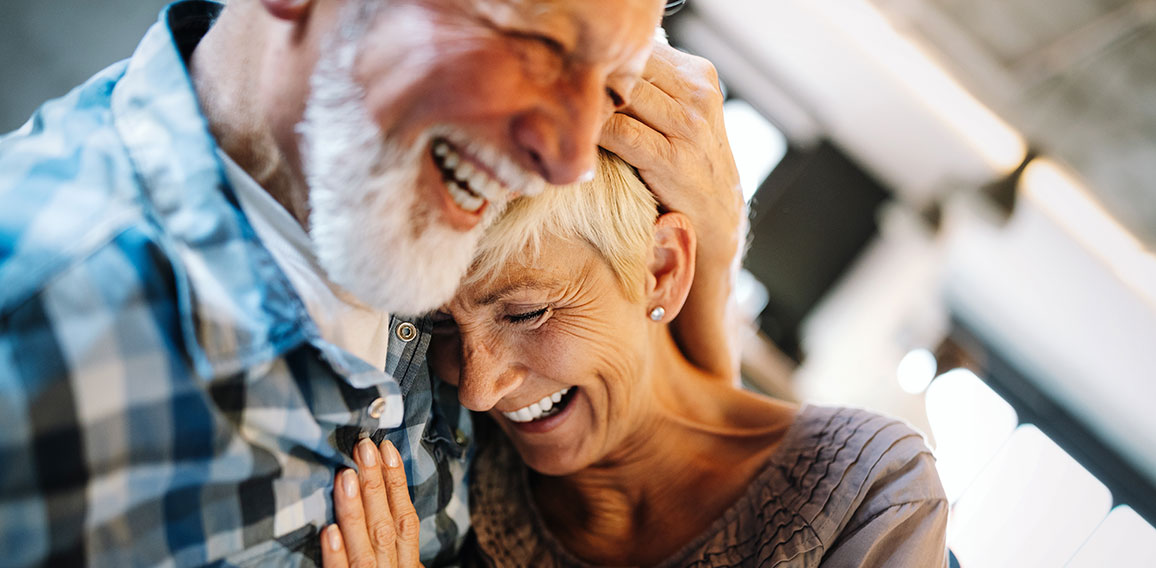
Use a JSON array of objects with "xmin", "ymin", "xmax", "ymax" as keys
[
  {"xmin": 432, "ymin": 138, "xmax": 496, "ymax": 214},
  {"xmin": 428, "ymin": 132, "xmax": 546, "ymax": 229}
]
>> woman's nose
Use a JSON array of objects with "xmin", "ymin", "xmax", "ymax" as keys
[{"xmin": 456, "ymin": 338, "xmax": 527, "ymax": 412}]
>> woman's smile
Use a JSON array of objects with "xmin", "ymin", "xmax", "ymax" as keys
[
  {"xmin": 501, "ymin": 386, "xmax": 581, "ymax": 434},
  {"xmin": 501, "ymin": 386, "xmax": 573, "ymax": 423}
]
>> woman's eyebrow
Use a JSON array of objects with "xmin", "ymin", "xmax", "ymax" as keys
[{"xmin": 476, "ymin": 277, "xmax": 566, "ymax": 306}]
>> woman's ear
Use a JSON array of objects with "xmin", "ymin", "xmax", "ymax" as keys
[
  {"xmin": 260, "ymin": 0, "xmax": 313, "ymax": 21},
  {"xmin": 645, "ymin": 212, "xmax": 696, "ymax": 323}
]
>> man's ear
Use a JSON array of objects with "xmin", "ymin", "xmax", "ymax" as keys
[
  {"xmin": 261, "ymin": 0, "xmax": 313, "ymax": 21},
  {"xmin": 645, "ymin": 212, "xmax": 696, "ymax": 323}
]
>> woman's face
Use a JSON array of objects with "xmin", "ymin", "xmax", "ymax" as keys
[{"xmin": 429, "ymin": 235, "xmax": 654, "ymax": 475}]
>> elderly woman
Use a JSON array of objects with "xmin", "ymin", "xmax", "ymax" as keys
[{"xmin": 324, "ymin": 151, "xmax": 949, "ymax": 567}]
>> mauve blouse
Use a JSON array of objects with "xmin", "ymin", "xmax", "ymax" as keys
[{"xmin": 462, "ymin": 405, "xmax": 949, "ymax": 567}]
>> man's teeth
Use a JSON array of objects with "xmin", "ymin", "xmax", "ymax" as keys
[
  {"xmin": 446, "ymin": 180, "xmax": 484, "ymax": 212},
  {"xmin": 503, "ymin": 387, "xmax": 571, "ymax": 423},
  {"xmin": 469, "ymin": 137, "xmax": 545, "ymax": 197},
  {"xmin": 433, "ymin": 139, "xmax": 508, "ymax": 213}
]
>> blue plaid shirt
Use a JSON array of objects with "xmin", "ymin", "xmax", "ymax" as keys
[{"xmin": 0, "ymin": 2, "xmax": 472, "ymax": 566}]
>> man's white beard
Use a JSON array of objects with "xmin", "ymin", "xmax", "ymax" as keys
[{"xmin": 299, "ymin": 39, "xmax": 498, "ymax": 317}]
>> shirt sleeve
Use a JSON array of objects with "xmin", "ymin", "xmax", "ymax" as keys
[{"xmin": 820, "ymin": 452, "xmax": 950, "ymax": 568}]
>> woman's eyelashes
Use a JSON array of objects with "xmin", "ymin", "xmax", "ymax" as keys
[
  {"xmin": 429, "ymin": 305, "xmax": 550, "ymax": 332},
  {"xmin": 505, "ymin": 307, "xmax": 549, "ymax": 324}
]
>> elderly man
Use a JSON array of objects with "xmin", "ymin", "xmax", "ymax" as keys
[{"xmin": 0, "ymin": 0, "xmax": 743, "ymax": 565}]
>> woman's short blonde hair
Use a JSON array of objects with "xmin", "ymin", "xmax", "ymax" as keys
[{"xmin": 465, "ymin": 150, "xmax": 659, "ymax": 302}]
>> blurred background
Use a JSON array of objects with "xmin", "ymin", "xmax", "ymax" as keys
[{"xmin": 3, "ymin": 0, "xmax": 1154, "ymax": 566}]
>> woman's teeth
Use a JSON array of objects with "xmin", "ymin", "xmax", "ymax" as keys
[
  {"xmin": 503, "ymin": 387, "xmax": 571, "ymax": 423},
  {"xmin": 432, "ymin": 139, "xmax": 505, "ymax": 213}
]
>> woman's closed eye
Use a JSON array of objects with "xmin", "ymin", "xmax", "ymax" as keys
[{"xmin": 506, "ymin": 307, "xmax": 548, "ymax": 324}]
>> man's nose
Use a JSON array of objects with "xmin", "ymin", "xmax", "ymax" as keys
[
  {"xmin": 456, "ymin": 337, "xmax": 526, "ymax": 412},
  {"xmin": 511, "ymin": 68, "xmax": 605, "ymax": 185}
]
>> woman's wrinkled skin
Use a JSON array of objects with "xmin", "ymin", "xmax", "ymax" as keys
[{"xmin": 427, "ymin": 222, "xmax": 796, "ymax": 566}]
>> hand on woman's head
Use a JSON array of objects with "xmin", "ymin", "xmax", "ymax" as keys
[{"xmin": 601, "ymin": 42, "xmax": 747, "ymax": 382}]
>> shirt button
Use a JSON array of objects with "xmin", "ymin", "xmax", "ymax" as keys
[
  {"xmin": 368, "ymin": 397, "xmax": 388, "ymax": 419},
  {"xmin": 395, "ymin": 322, "xmax": 418, "ymax": 342},
  {"xmin": 454, "ymin": 428, "xmax": 469, "ymax": 447}
]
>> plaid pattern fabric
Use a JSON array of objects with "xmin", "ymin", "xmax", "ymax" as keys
[{"xmin": 0, "ymin": 2, "xmax": 472, "ymax": 566}]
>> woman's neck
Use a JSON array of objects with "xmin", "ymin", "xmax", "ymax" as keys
[{"xmin": 531, "ymin": 331, "xmax": 797, "ymax": 567}]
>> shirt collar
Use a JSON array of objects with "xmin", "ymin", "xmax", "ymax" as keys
[{"xmin": 109, "ymin": 0, "xmax": 389, "ymax": 384}]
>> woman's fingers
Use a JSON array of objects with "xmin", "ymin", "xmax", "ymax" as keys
[
  {"xmin": 326, "ymin": 438, "xmax": 422, "ymax": 567},
  {"xmin": 321, "ymin": 524, "xmax": 350, "ymax": 568},
  {"xmin": 380, "ymin": 440, "xmax": 422, "ymax": 568},
  {"xmin": 354, "ymin": 437, "xmax": 401, "ymax": 567},
  {"xmin": 333, "ymin": 466, "xmax": 378, "ymax": 567}
]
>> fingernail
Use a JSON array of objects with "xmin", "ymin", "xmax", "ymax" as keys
[
  {"xmin": 342, "ymin": 469, "xmax": 358, "ymax": 498},
  {"xmin": 384, "ymin": 440, "xmax": 400, "ymax": 468},
  {"xmin": 326, "ymin": 525, "xmax": 342, "ymax": 551},
  {"xmin": 358, "ymin": 438, "xmax": 377, "ymax": 467}
]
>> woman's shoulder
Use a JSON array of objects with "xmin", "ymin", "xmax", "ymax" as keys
[
  {"xmin": 763, "ymin": 405, "xmax": 947, "ymax": 564},
  {"xmin": 660, "ymin": 405, "xmax": 947, "ymax": 567},
  {"xmin": 772, "ymin": 404, "xmax": 941, "ymax": 490},
  {"xmin": 774, "ymin": 405, "xmax": 949, "ymax": 564},
  {"xmin": 766, "ymin": 404, "xmax": 945, "ymax": 521}
]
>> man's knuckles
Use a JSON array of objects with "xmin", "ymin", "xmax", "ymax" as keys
[
  {"xmin": 690, "ymin": 58, "xmax": 721, "ymax": 91},
  {"xmin": 603, "ymin": 116, "xmax": 649, "ymax": 152}
]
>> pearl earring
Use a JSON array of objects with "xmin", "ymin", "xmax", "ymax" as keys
[{"xmin": 649, "ymin": 306, "xmax": 665, "ymax": 322}]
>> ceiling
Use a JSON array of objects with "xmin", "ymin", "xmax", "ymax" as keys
[{"xmin": 871, "ymin": 0, "xmax": 1156, "ymax": 246}]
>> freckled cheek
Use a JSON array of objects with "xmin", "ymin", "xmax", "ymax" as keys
[
  {"xmin": 544, "ymin": 331, "xmax": 634, "ymax": 393},
  {"xmin": 521, "ymin": 336, "xmax": 570, "ymax": 383},
  {"xmin": 507, "ymin": 328, "xmax": 581, "ymax": 391}
]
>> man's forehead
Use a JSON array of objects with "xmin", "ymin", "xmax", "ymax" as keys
[
  {"xmin": 471, "ymin": 0, "xmax": 575, "ymax": 32},
  {"xmin": 477, "ymin": 0, "xmax": 662, "ymax": 54}
]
